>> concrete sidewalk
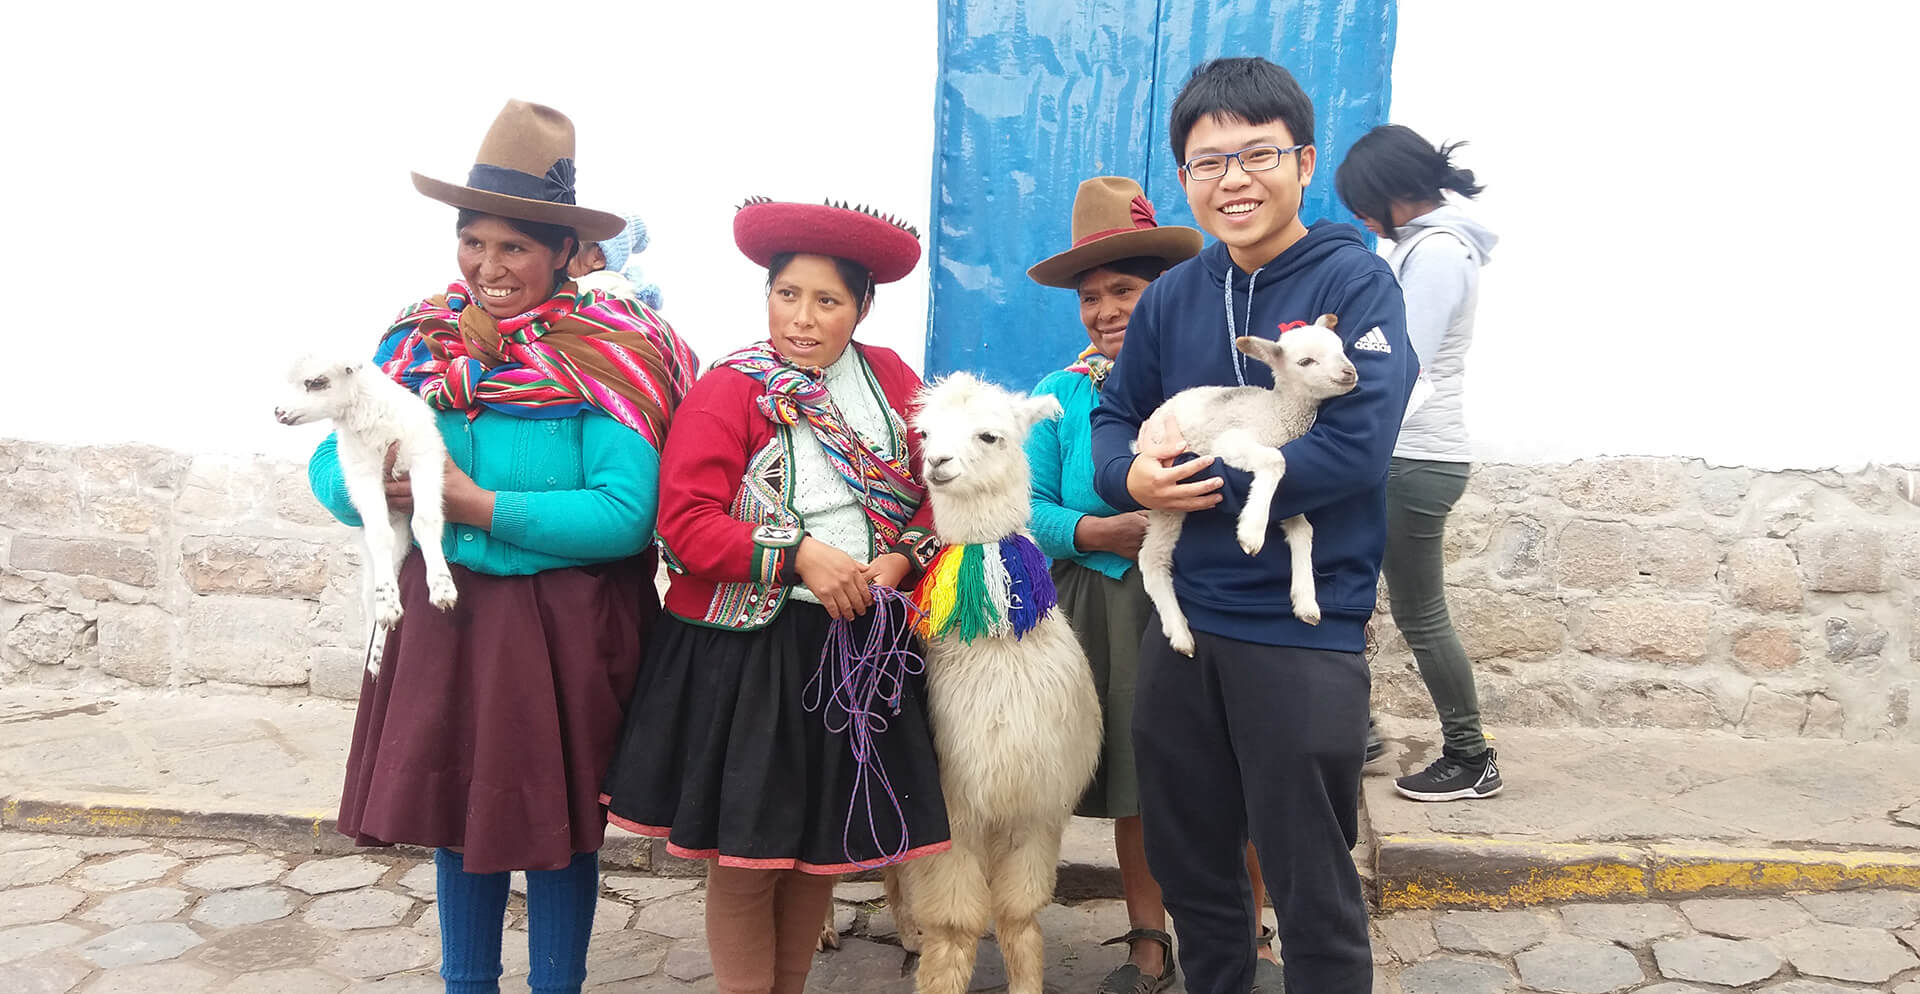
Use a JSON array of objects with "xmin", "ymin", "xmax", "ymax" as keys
[
  {"xmin": 1368, "ymin": 714, "xmax": 1920, "ymax": 909},
  {"xmin": 3, "ymin": 689, "xmax": 1917, "ymax": 910}
]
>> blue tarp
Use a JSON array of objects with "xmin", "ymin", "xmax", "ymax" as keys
[{"xmin": 927, "ymin": 0, "xmax": 1397, "ymax": 390}]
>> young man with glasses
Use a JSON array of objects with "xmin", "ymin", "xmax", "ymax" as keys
[{"xmin": 1090, "ymin": 56, "xmax": 1415, "ymax": 994}]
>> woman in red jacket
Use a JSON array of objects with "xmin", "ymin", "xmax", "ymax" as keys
[{"xmin": 601, "ymin": 198, "xmax": 948, "ymax": 994}]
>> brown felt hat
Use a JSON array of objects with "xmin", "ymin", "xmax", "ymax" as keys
[
  {"xmin": 1027, "ymin": 176, "xmax": 1203, "ymax": 288},
  {"xmin": 411, "ymin": 100, "xmax": 627, "ymax": 242}
]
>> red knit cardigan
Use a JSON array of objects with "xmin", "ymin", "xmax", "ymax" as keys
[{"xmin": 655, "ymin": 343, "xmax": 938, "ymax": 629}]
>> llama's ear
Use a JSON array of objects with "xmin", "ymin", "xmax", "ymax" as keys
[
  {"xmin": 1015, "ymin": 394, "xmax": 1063, "ymax": 431},
  {"xmin": 1235, "ymin": 336, "xmax": 1283, "ymax": 364},
  {"xmin": 1316, "ymin": 312, "xmax": 1338, "ymax": 330}
]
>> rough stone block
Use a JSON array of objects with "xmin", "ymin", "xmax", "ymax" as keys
[
  {"xmin": 0, "ymin": 885, "xmax": 86, "ymax": 928},
  {"xmin": 1775, "ymin": 922, "xmax": 1919, "ymax": 983},
  {"xmin": 191, "ymin": 887, "xmax": 298, "ymax": 928},
  {"xmin": 1492, "ymin": 516, "xmax": 1548, "ymax": 579},
  {"xmin": 1652, "ymin": 935, "xmax": 1783, "ymax": 986},
  {"xmin": 79, "ymin": 887, "xmax": 191, "ymax": 927},
  {"xmin": 281, "ymin": 855, "xmax": 387, "ymax": 895},
  {"xmin": 1434, "ymin": 909, "xmax": 1554, "ymax": 955},
  {"xmin": 183, "ymin": 596, "xmax": 313, "ymax": 686},
  {"xmin": 300, "ymin": 889, "xmax": 413, "ymax": 930},
  {"xmin": 95, "ymin": 604, "xmax": 177, "ymax": 686},
  {"xmin": 1444, "ymin": 495, "xmax": 1494, "ymax": 564},
  {"xmin": 180, "ymin": 537, "xmax": 332, "ymax": 597},
  {"xmin": 1793, "ymin": 523, "xmax": 1892, "ymax": 592},
  {"xmin": 88, "ymin": 494, "xmax": 170, "ymax": 535},
  {"xmin": 1516, "ymin": 937, "xmax": 1645, "ymax": 993},
  {"xmin": 1793, "ymin": 891, "xmax": 1920, "ymax": 930},
  {"xmin": 1559, "ymin": 901, "xmax": 1688, "ymax": 945},
  {"xmin": 0, "ymin": 472, "xmax": 83, "ymax": 533},
  {"xmin": 1803, "ymin": 695, "xmax": 1845, "ymax": 737},
  {"xmin": 309, "ymin": 646, "xmax": 367, "ymax": 701},
  {"xmin": 180, "ymin": 854, "xmax": 288, "ymax": 891},
  {"xmin": 1576, "ymin": 599, "xmax": 1713, "ymax": 663},
  {"xmin": 74, "ymin": 921, "xmax": 205, "ymax": 968},
  {"xmin": 2, "ymin": 608, "xmax": 93, "ymax": 668},
  {"xmin": 1741, "ymin": 687, "xmax": 1806, "ymax": 738},
  {"xmin": 177, "ymin": 455, "xmax": 272, "ymax": 521},
  {"xmin": 1598, "ymin": 681, "xmax": 1726, "ymax": 729},
  {"xmin": 1677, "ymin": 896, "xmax": 1811, "ymax": 938},
  {"xmin": 1724, "ymin": 540, "xmax": 1803, "ymax": 612},
  {"xmin": 1823, "ymin": 615, "xmax": 1888, "ymax": 662},
  {"xmin": 72, "ymin": 444, "xmax": 189, "ymax": 492},
  {"xmin": 9, "ymin": 535, "xmax": 158, "ymax": 587},
  {"xmin": 1731, "ymin": 624, "xmax": 1803, "ymax": 672},
  {"xmin": 1642, "ymin": 528, "xmax": 1721, "ymax": 589},
  {"xmin": 1697, "ymin": 468, "xmax": 1754, "ymax": 516},
  {"xmin": 1557, "ymin": 458, "xmax": 1688, "ymax": 515},
  {"xmin": 1555, "ymin": 520, "xmax": 1639, "ymax": 590},
  {"xmin": 271, "ymin": 470, "xmax": 341, "ymax": 527},
  {"xmin": 1398, "ymin": 956, "xmax": 1515, "ymax": 994},
  {"xmin": 1762, "ymin": 488, "xmax": 1817, "ymax": 537},
  {"xmin": 1451, "ymin": 588, "xmax": 1566, "ymax": 658}
]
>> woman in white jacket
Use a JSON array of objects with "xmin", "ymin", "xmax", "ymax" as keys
[{"xmin": 1337, "ymin": 125, "xmax": 1503, "ymax": 802}]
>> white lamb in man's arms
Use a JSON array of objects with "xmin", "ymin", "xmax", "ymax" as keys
[{"xmin": 1134, "ymin": 313, "xmax": 1358, "ymax": 656}]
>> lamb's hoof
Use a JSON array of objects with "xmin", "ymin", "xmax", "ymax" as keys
[
  {"xmin": 1168, "ymin": 629, "xmax": 1196, "ymax": 657},
  {"xmin": 372, "ymin": 584, "xmax": 403, "ymax": 628},
  {"xmin": 364, "ymin": 659, "xmax": 381, "ymax": 680},
  {"xmin": 427, "ymin": 574, "xmax": 459, "ymax": 612},
  {"xmin": 1237, "ymin": 530, "xmax": 1267, "ymax": 556},
  {"xmin": 898, "ymin": 923, "xmax": 922, "ymax": 954},
  {"xmin": 1293, "ymin": 601, "xmax": 1322, "ymax": 625},
  {"xmin": 816, "ymin": 922, "xmax": 841, "ymax": 952}
]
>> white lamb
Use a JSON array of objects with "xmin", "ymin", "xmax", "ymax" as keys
[
  {"xmin": 897, "ymin": 373, "xmax": 1102, "ymax": 994},
  {"xmin": 275, "ymin": 355, "xmax": 458, "ymax": 673},
  {"xmin": 1136, "ymin": 313, "xmax": 1359, "ymax": 656}
]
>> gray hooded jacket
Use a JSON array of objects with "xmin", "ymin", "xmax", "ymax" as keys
[{"xmin": 1387, "ymin": 204, "xmax": 1497, "ymax": 462}]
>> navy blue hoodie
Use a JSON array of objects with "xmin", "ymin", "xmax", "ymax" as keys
[{"xmin": 1091, "ymin": 221, "xmax": 1415, "ymax": 651}]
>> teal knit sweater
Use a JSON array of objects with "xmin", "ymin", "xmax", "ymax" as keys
[
  {"xmin": 1025, "ymin": 369, "xmax": 1131, "ymax": 580},
  {"xmin": 306, "ymin": 331, "xmax": 660, "ymax": 577}
]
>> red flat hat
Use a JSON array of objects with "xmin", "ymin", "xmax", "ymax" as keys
[{"xmin": 733, "ymin": 197, "xmax": 923, "ymax": 284}]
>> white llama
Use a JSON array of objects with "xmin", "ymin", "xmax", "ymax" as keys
[
  {"xmin": 276, "ymin": 355, "xmax": 458, "ymax": 673},
  {"xmin": 1136, "ymin": 314, "xmax": 1359, "ymax": 656},
  {"xmin": 897, "ymin": 373, "xmax": 1102, "ymax": 994}
]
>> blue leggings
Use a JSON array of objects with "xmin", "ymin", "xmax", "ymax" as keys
[{"xmin": 436, "ymin": 848, "xmax": 599, "ymax": 994}]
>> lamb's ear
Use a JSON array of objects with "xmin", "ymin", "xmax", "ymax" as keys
[
  {"xmin": 1316, "ymin": 313, "xmax": 1338, "ymax": 330},
  {"xmin": 1015, "ymin": 394, "xmax": 1063, "ymax": 431},
  {"xmin": 1235, "ymin": 335, "xmax": 1284, "ymax": 365}
]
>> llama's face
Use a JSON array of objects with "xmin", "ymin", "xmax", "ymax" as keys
[
  {"xmin": 1236, "ymin": 320, "xmax": 1357, "ymax": 400},
  {"xmin": 274, "ymin": 356, "xmax": 360, "ymax": 426},
  {"xmin": 912, "ymin": 373, "xmax": 1062, "ymax": 496}
]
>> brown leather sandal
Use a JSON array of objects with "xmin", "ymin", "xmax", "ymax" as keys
[{"xmin": 1097, "ymin": 927, "xmax": 1176, "ymax": 994}]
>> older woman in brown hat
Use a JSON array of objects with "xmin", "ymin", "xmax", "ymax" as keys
[
  {"xmin": 306, "ymin": 100, "xmax": 697, "ymax": 994},
  {"xmin": 1024, "ymin": 177, "xmax": 1283, "ymax": 994}
]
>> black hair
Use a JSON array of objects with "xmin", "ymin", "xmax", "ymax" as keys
[
  {"xmin": 1169, "ymin": 57, "xmax": 1317, "ymax": 164},
  {"xmin": 1334, "ymin": 124, "xmax": 1484, "ymax": 229},
  {"xmin": 454, "ymin": 208, "xmax": 580, "ymax": 291},
  {"xmin": 766, "ymin": 252, "xmax": 876, "ymax": 318},
  {"xmin": 1074, "ymin": 255, "xmax": 1170, "ymax": 289}
]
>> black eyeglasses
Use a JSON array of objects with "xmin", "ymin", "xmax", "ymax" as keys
[{"xmin": 1181, "ymin": 144, "xmax": 1307, "ymax": 182}]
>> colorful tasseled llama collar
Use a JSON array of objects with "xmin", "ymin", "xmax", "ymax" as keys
[{"xmin": 910, "ymin": 535, "xmax": 1057, "ymax": 643}]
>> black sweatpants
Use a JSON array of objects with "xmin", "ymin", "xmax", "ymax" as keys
[{"xmin": 1132, "ymin": 621, "xmax": 1372, "ymax": 994}]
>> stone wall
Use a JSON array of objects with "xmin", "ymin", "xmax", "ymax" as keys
[
  {"xmin": 1367, "ymin": 459, "xmax": 1920, "ymax": 742},
  {"xmin": 3, "ymin": 439, "xmax": 1917, "ymax": 739}
]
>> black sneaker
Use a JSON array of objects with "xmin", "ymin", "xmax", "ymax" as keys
[
  {"xmin": 1365, "ymin": 716, "xmax": 1385, "ymax": 764},
  {"xmin": 1394, "ymin": 748, "xmax": 1503, "ymax": 801}
]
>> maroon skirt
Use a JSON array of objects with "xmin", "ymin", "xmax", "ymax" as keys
[{"xmin": 336, "ymin": 548, "xmax": 656, "ymax": 874}]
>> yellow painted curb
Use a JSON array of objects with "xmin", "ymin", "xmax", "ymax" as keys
[{"xmin": 1375, "ymin": 833, "xmax": 1920, "ymax": 910}]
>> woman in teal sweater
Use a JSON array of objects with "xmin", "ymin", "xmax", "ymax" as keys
[
  {"xmin": 1025, "ymin": 177, "xmax": 1281, "ymax": 994},
  {"xmin": 306, "ymin": 101, "xmax": 696, "ymax": 994}
]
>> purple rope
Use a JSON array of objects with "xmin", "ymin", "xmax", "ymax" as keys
[{"xmin": 803, "ymin": 585, "xmax": 928, "ymax": 869}]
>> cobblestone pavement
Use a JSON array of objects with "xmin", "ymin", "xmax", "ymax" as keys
[{"xmin": 3, "ymin": 831, "xmax": 1919, "ymax": 993}]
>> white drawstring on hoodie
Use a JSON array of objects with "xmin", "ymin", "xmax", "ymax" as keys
[{"xmin": 1223, "ymin": 265, "xmax": 1265, "ymax": 386}]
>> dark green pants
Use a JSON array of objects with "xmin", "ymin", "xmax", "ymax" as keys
[{"xmin": 1382, "ymin": 457, "xmax": 1486, "ymax": 758}]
